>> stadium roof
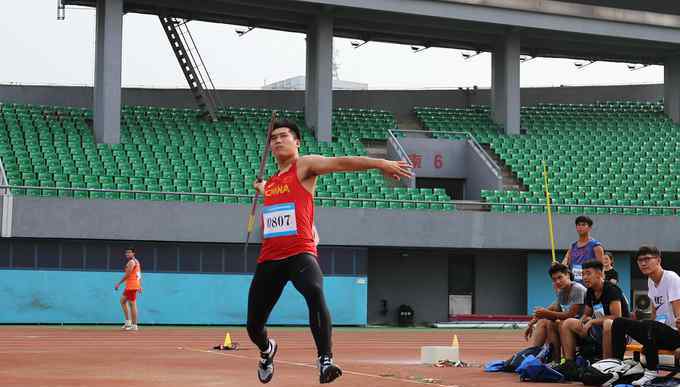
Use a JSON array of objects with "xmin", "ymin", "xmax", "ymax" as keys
[{"xmin": 64, "ymin": 0, "xmax": 680, "ymax": 64}]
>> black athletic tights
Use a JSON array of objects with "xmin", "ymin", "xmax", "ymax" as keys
[
  {"xmin": 612, "ymin": 318, "xmax": 680, "ymax": 370},
  {"xmin": 247, "ymin": 253, "xmax": 332, "ymax": 358}
]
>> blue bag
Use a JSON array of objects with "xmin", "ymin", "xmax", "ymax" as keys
[
  {"xmin": 517, "ymin": 355, "xmax": 565, "ymax": 383},
  {"xmin": 484, "ymin": 360, "xmax": 507, "ymax": 372}
]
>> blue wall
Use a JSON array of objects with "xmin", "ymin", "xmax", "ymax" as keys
[
  {"xmin": 0, "ymin": 270, "xmax": 367, "ymax": 325},
  {"xmin": 526, "ymin": 253, "xmax": 631, "ymax": 315}
]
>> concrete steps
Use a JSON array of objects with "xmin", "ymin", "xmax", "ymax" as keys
[{"xmin": 481, "ymin": 144, "xmax": 528, "ymax": 192}]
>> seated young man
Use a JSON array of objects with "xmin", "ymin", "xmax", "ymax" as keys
[
  {"xmin": 554, "ymin": 260, "xmax": 630, "ymax": 379},
  {"xmin": 605, "ymin": 245, "xmax": 680, "ymax": 386},
  {"xmin": 525, "ymin": 263, "xmax": 586, "ymax": 362}
]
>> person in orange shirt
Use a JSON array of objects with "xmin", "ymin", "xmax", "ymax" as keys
[{"xmin": 114, "ymin": 247, "xmax": 142, "ymax": 331}]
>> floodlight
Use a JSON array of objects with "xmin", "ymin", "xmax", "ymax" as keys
[
  {"xmin": 236, "ymin": 27, "xmax": 255, "ymax": 37},
  {"xmin": 350, "ymin": 40, "xmax": 369, "ymax": 49},
  {"xmin": 574, "ymin": 60, "xmax": 596, "ymax": 70}
]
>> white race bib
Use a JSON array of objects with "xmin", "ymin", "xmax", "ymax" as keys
[
  {"xmin": 573, "ymin": 264, "xmax": 583, "ymax": 281},
  {"xmin": 263, "ymin": 203, "xmax": 297, "ymax": 239},
  {"xmin": 593, "ymin": 303, "xmax": 605, "ymax": 319},
  {"xmin": 656, "ymin": 313, "xmax": 668, "ymax": 325}
]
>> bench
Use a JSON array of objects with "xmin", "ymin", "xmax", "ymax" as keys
[{"xmin": 627, "ymin": 343, "xmax": 679, "ymax": 375}]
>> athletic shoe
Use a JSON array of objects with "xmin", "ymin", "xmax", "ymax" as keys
[
  {"xmin": 551, "ymin": 359, "xmax": 580, "ymax": 381},
  {"xmin": 124, "ymin": 324, "xmax": 138, "ymax": 331},
  {"xmin": 318, "ymin": 355, "xmax": 342, "ymax": 384},
  {"xmin": 545, "ymin": 360, "xmax": 560, "ymax": 369},
  {"xmin": 632, "ymin": 370, "xmax": 658, "ymax": 386},
  {"xmin": 121, "ymin": 320, "xmax": 131, "ymax": 330},
  {"xmin": 257, "ymin": 339, "xmax": 277, "ymax": 384}
]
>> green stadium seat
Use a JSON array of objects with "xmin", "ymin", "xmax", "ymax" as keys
[{"xmin": 0, "ymin": 103, "xmax": 454, "ymax": 211}]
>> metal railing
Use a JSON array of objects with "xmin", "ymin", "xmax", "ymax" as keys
[
  {"xmin": 386, "ymin": 129, "xmax": 416, "ymax": 188},
  {"xmin": 1, "ymin": 184, "xmax": 678, "ymax": 215},
  {"xmin": 175, "ymin": 19, "xmax": 225, "ymax": 113},
  {"xmin": 386, "ymin": 129, "xmax": 413, "ymax": 167},
  {"xmin": 0, "ymin": 185, "xmax": 453, "ymax": 206},
  {"xmin": 0, "ymin": 156, "xmax": 9, "ymax": 196}
]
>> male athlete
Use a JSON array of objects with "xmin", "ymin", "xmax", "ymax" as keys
[
  {"xmin": 114, "ymin": 247, "xmax": 142, "ymax": 331},
  {"xmin": 554, "ymin": 260, "xmax": 629, "ymax": 380},
  {"xmin": 606, "ymin": 245, "xmax": 680, "ymax": 386},
  {"xmin": 249, "ymin": 120, "xmax": 412, "ymax": 384},
  {"xmin": 525, "ymin": 263, "xmax": 586, "ymax": 362},
  {"xmin": 562, "ymin": 216, "xmax": 604, "ymax": 284}
]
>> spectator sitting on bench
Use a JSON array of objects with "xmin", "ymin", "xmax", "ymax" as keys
[
  {"xmin": 605, "ymin": 245, "xmax": 680, "ymax": 386},
  {"xmin": 554, "ymin": 260, "xmax": 630, "ymax": 380},
  {"xmin": 525, "ymin": 263, "xmax": 586, "ymax": 363}
]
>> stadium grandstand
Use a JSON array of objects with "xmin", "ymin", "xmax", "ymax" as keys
[{"xmin": 3, "ymin": 1, "xmax": 680, "ymax": 386}]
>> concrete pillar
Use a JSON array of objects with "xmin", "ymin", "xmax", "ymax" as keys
[
  {"xmin": 664, "ymin": 56, "xmax": 680, "ymax": 123},
  {"xmin": 305, "ymin": 32, "xmax": 317, "ymax": 131},
  {"xmin": 93, "ymin": 0, "xmax": 123, "ymax": 144},
  {"xmin": 305, "ymin": 14, "xmax": 333, "ymax": 142},
  {"xmin": 490, "ymin": 31, "xmax": 521, "ymax": 135}
]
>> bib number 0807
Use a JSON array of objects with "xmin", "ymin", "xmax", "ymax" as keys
[
  {"xmin": 266, "ymin": 214, "xmax": 292, "ymax": 228},
  {"xmin": 262, "ymin": 202, "xmax": 298, "ymax": 238}
]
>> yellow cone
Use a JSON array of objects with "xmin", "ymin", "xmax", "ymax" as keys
[
  {"xmin": 223, "ymin": 332, "xmax": 233, "ymax": 348},
  {"xmin": 452, "ymin": 335, "xmax": 459, "ymax": 348}
]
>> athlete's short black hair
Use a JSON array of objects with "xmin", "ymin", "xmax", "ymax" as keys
[
  {"xmin": 125, "ymin": 247, "xmax": 136, "ymax": 253},
  {"xmin": 548, "ymin": 262, "xmax": 570, "ymax": 277},
  {"xmin": 272, "ymin": 119, "xmax": 301, "ymax": 140},
  {"xmin": 636, "ymin": 245, "xmax": 660, "ymax": 258},
  {"xmin": 575, "ymin": 215, "xmax": 593, "ymax": 227},
  {"xmin": 582, "ymin": 260, "xmax": 603, "ymax": 271}
]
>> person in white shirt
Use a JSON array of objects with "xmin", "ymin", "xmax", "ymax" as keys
[{"xmin": 607, "ymin": 245, "xmax": 680, "ymax": 386}]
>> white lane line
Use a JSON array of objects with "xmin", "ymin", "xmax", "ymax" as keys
[{"xmin": 182, "ymin": 347, "xmax": 459, "ymax": 387}]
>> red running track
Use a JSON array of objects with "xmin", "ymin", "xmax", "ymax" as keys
[{"xmin": 0, "ymin": 326, "xmax": 563, "ymax": 387}]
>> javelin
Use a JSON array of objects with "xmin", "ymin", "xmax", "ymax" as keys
[{"xmin": 244, "ymin": 111, "xmax": 278, "ymax": 260}]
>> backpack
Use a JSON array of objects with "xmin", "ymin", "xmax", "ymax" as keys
[
  {"xmin": 484, "ymin": 344, "xmax": 552, "ymax": 373},
  {"xmin": 484, "ymin": 360, "xmax": 507, "ymax": 372},
  {"xmin": 516, "ymin": 355, "xmax": 565, "ymax": 383},
  {"xmin": 485, "ymin": 346, "xmax": 541, "ymax": 373},
  {"xmin": 503, "ymin": 346, "xmax": 544, "ymax": 372},
  {"xmin": 581, "ymin": 359, "xmax": 645, "ymax": 386}
]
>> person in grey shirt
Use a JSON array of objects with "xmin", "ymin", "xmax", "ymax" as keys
[{"xmin": 525, "ymin": 263, "xmax": 587, "ymax": 362}]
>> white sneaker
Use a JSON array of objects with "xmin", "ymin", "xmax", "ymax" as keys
[
  {"xmin": 632, "ymin": 370, "xmax": 658, "ymax": 386},
  {"xmin": 124, "ymin": 324, "xmax": 139, "ymax": 331},
  {"xmin": 121, "ymin": 322, "xmax": 131, "ymax": 330},
  {"xmin": 257, "ymin": 339, "xmax": 277, "ymax": 384}
]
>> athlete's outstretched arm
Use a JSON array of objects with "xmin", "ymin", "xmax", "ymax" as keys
[{"xmin": 299, "ymin": 155, "xmax": 412, "ymax": 180}]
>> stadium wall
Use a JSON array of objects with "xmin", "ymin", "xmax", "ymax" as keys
[
  {"xmin": 0, "ymin": 84, "xmax": 663, "ymax": 122},
  {"xmin": 366, "ymin": 250, "xmax": 527, "ymax": 324},
  {"xmin": 367, "ymin": 248, "xmax": 449, "ymax": 325},
  {"xmin": 387, "ymin": 137, "xmax": 503, "ymax": 200},
  {"xmin": 0, "ymin": 269, "xmax": 367, "ymax": 325},
  {"xmin": 9, "ymin": 197, "xmax": 680, "ymax": 252},
  {"xmin": 474, "ymin": 252, "xmax": 527, "ymax": 315}
]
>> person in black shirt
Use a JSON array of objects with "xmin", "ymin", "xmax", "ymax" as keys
[
  {"xmin": 554, "ymin": 260, "xmax": 629, "ymax": 379},
  {"xmin": 602, "ymin": 252, "xmax": 619, "ymax": 285}
]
